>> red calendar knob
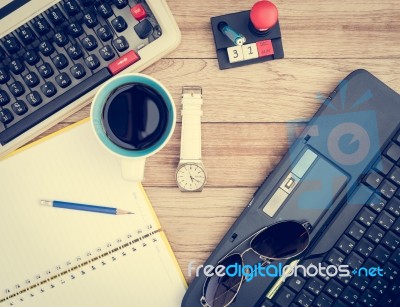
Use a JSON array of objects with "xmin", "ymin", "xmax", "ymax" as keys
[{"xmin": 250, "ymin": 0, "xmax": 278, "ymax": 32}]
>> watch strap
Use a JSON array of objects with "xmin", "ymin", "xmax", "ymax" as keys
[{"xmin": 180, "ymin": 86, "xmax": 203, "ymax": 160}]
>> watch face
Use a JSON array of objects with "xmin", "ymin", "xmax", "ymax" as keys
[{"xmin": 176, "ymin": 163, "xmax": 206, "ymax": 191}]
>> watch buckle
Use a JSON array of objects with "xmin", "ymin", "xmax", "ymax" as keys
[{"xmin": 182, "ymin": 86, "xmax": 202, "ymax": 97}]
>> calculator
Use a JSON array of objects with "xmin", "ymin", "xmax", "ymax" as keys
[{"xmin": 0, "ymin": 0, "xmax": 180, "ymax": 157}]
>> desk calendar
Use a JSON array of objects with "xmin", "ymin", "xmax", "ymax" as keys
[
  {"xmin": 211, "ymin": 10, "xmax": 284, "ymax": 70},
  {"xmin": 0, "ymin": 119, "xmax": 186, "ymax": 306}
]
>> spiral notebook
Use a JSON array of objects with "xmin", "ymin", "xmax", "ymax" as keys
[{"xmin": 0, "ymin": 119, "xmax": 186, "ymax": 307}]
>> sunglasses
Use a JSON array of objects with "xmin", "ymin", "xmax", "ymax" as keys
[{"xmin": 200, "ymin": 220, "xmax": 312, "ymax": 307}]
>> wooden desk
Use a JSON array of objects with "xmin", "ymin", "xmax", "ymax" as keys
[{"xmin": 44, "ymin": 0, "xmax": 400, "ymax": 283}]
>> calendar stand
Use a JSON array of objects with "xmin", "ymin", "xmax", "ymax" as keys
[{"xmin": 211, "ymin": 10, "xmax": 284, "ymax": 70}]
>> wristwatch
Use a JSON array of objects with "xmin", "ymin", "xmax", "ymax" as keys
[{"xmin": 176, "ymin": 86, "xmax": 207, "ymax": 192}]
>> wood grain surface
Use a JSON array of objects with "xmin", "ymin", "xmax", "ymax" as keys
[{"xmin": 42, "ymin": 0, "xmax": 399, "ymax": 282}]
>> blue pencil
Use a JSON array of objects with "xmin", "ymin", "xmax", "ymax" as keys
[{"xmin": 40, "ymin": 200, "xmax": 133, "ymax": 215}]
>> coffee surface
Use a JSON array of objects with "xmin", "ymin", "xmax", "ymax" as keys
[{"xmin": 102, "ymin": 83, "xmax": 168, "ymax": 150}]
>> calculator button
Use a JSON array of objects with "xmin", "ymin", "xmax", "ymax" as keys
[
  {"xmin": 258, "ymin": 298, "xmax": 274, "ymax": 307},
  {"xmin": 386, "ymin": 197, "xmax": 400, "ymax": 217},
  {"xmin": 0, "ymin": 109, "xmax": 14, "ymax": 124},
  {"xmin": 390, "ymin": 251, "xmax": 400, "ymax": 270},
  {"xmin": 385, "ymin": 143, "xmax": 400, "ymax": 162},
  {"xmin": 26, "ymin": 91, "xmax": 42, "ymax": 106},
  {"xmin": 108, "ymin": 50, "xmax": 139, "ymax": 75},
  {"xmin": 376, "ymin": 211, "xmax": 395, "ymax": 230},
  {"xmin": 84, "ymin": 54, "xmax": 100, "ymax": 70},
  {"xmin": 32, "ymin": 17, "xmax": 50, "ymax": 35},
  {"xmin": 24, "ymin": 72, "xmax": 40, "ymax": 88},
  {"xmin": 366, "ymin": 224, "xmax": 385, "ymax": 243},
  {"xmin": 0, "ymin": 68, "xmax": 10, "ymax": 84},
  {"xmin": 382, "ymin": 231, "xmax": 400, "ymax": 250},
  {"xmin": 389, "ymin": 166, "xmax": 400, "ymax": 185},
  {"xmin": 67, "ymin": 44, "xmax": 83, "ymax": 60},
  {"xmin": 11, "ymin": 101, "xmax": 28, "ymax": 116},
  {"xmin": 99, "ymin": 45, "xmax": 115, "ymax": 61},
  {"xmin": 313, "ymin": 293, "xmax": 333, "ymax": 307},
  {"xmin": 360, "ymin": 289, "xmax": 379, "ymax": 306},
  {"xmin": 97, "ymin": 26, "xmax": 113, "ymax": 41},
  {"xmin": 131, "ymin": 4, "xmax": 147, "ymax": 21},
  {"xmin": 97, "ymin": 3, "xmax": 113, "ymax": 18},
  {"xmin": 287, "ymin": 276, "xmax": 306, "ymax": 292},
  {"xmin": 18, "ymin": 26, "xmax": 36, "ymax": 44},
  {"xmin": 356, "ymin": 207, "xmax": 376, "ymax": 227},
  {"xmin": 345, "ymin": 253, "xmax": 364, "ymax": 270},
  {"xmin": 113, "ymin": 0, "xmax": 128, "ymax": 9},
  {"xmin": 324, "ymin": 279, "xmax": 344, "ymax": 299},
  {"xmin": 274, "ymin": 287, "xmax": 296, "ymax": 307},
  {"xmin": 379, "ymin": 179, "xmax": 397, "ymax": 199},
  {"xmin": 0, "ymin": 47, "xmax": 5, "ymax": 61},
  {"xmin": 83, "ymin": 12, "xmax": 98, "ymax": 28},
  {"xmin": 295, "ymin": 289, "xmax": 314, "ymax": 306},
  {"xmin": 38, "ymin": 63, "xmax": 54, "ymax": 78},
  {"xmin": 363, "ymin": 170, "xmax": 383, "ymax": 189},
  {"xmin": 374, "ymin": 156, "xmax": 394, "ymax": 176},
  {"xmin": 227, "ymin": 45, "xmax": 244, "ymax": 63},
  {"xmin": 326, "ymin": 248, "xmax": 345, "ymax": 266},
  {"xmin": 47, "ymin": 8, "xmax": 65, "ymax": 25},
  {"xmin": 256, "ymin": 39, "xmax": 274, "ymax": 57},
  {"xmin": 339, "ymin": 287, "xmax": 359, "ymax": 305},
  {"xmin": 3, "ymin": 36, "xmax": 20, "ymax": 53},
  {"xmin": 112, "ymin": 36, "xmax": 129, "ymax": 52},
  {"xmin": 346, "ymin": 221, "xmax": 366, "ymax": 240},
  {"xmin": 23, "ymin": 50, "xmax": 40, "ymax": 65},
  {"xmin": 81, "ymin": 0, "xmax": 95, "ymax": 7},
  {"xmin": 9, "ymin": 81, "xmax": 25, "ymax": 97},
  {"xmin": 39, "ymin": 40, "xmax": 55, "ymax": 56},
  {"xmin": 383, "ymin": 264, "xmax": 398, "ymax": 284},
  {"xmin": 111, "ymin": 16, "xmax": 127, "ymax": 32},
  {"xmin": 63, "ymin": 0, "xmax": 80, "ymax": 16},
  {"xmin": 54, "ymin": 32, "xmax": 69, "ymax": 47},
  {"xmin": 68, "ymin": 23, "xmax": 84, "ymax": 37},
  {"xmin": 41, "ymin": 82, "xmax": 57, "ymax": 97},
  {"xmin": 52, "ymin": 54, "xmax": 69, "ymax": 69},
  {"xmin": 55, "ymin": 73, "xmax": 71, "ymax": 88},
  {"xmin": 366, "ymin": 193, "xmax": 386, "ymax": 213},
  {"xmin": 8, "ymin": 59, "xmax": 25, "ymax": 75},
  {"xmin": 369, "ymin": 277, "xmax": 389, "ymax": 295},
  {"xmin": 355, "ymin": 238, "xmax": 374, "ymax": 257},
  {"xmin": 70, "ymin": 64, "xmax": 86, "ymax": 79},
  {"xmin": 371, "ymin": 245, "xmax": 391, "ymax": 264},
  {"xmin": 336, "ymin": 235, "xmax": 355, "ymax": 254},
  {"xmin": 0, "ymin": 90, "xmax": 10, "ymax": 106},
  {"xmin": 81, "ymin": 35, "xmax": 98, "ymax": 51},
  {"xmin": 134, "ymin": 19, "xmax": 153, "ymax": 39}
]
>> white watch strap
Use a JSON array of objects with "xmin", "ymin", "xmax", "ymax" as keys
[{"xmin": 180, "ymin": 86, "xmax": 203, "ymax": 160}]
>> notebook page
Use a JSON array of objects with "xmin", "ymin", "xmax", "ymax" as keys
[{"xmin": 0, "ymin": 121, "xmax": 186, "ymax": 306}]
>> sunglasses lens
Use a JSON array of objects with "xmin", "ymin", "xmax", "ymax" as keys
[
  {"xmin": 203, "ymin": 254, "xmax": 243, "ymax": 307},
  {"xmin": 251, "ymin": 221, "xmax": 309, "ymax": 259}
]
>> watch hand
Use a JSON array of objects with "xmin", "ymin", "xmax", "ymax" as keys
[{"xmin": 192, "ymin": 177, "xmax": 201, "ymax": 183}]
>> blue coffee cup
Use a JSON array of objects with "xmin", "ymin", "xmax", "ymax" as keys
[{"xmin": 91, "ymin": 73, "xmax": 176, "ymax": 181}]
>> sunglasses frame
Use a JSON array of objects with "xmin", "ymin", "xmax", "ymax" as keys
[{"xmin": 200, "ymin": 220, "xmax": 312, "ymax": 307}]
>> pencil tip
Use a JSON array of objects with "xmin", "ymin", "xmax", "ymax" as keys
[{"xmin": 116, "ymin": 209, "xmax": 134, "ymax": 215}]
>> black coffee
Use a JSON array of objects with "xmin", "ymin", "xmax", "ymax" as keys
[{"xmin": 102, "ymin": 83, "xmax": 169, "ymax": 150}]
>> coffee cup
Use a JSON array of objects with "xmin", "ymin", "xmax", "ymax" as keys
[{"xmin": 91, "ymin": 73, "xmax": 176, "ymax": 181}]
